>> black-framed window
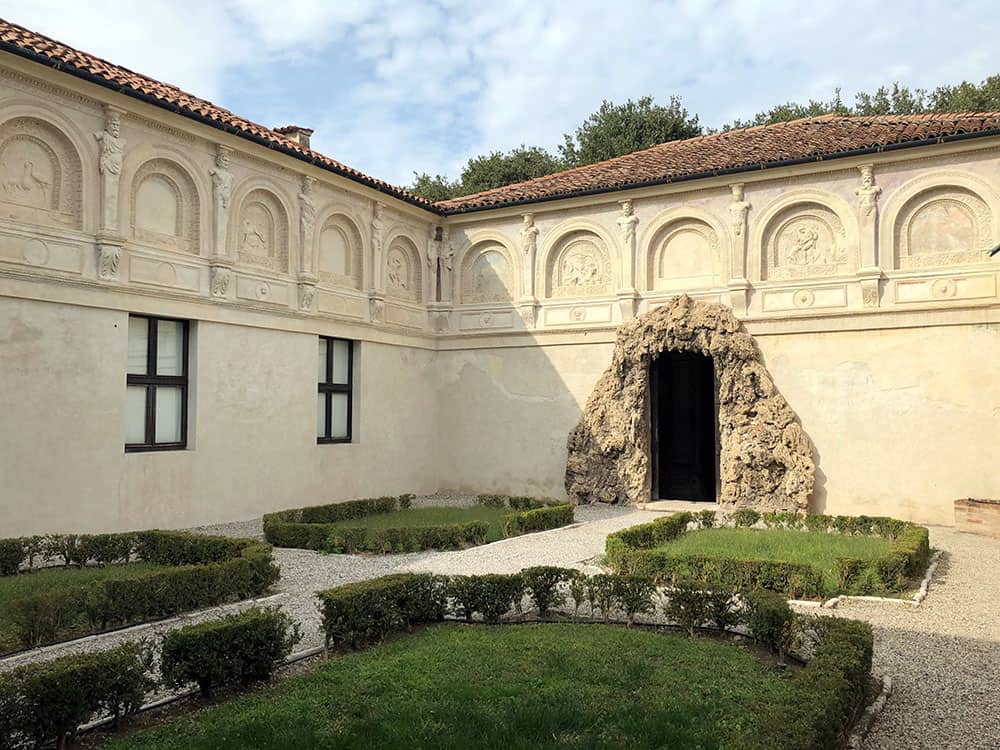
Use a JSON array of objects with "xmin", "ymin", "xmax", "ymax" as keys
[
  {"xmin": 318, "ymin": 337, "xmax": 353, "ymax": 443},
  {"xmin": 125, "ymin": 315, "xmax": 188, "ymax": 452}
]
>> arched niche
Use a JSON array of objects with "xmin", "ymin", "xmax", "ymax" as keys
[
  {"xmin": 385, "ymin": 235, "xmax": 422, "ymax": 303},
  {"xmin": 646, "ymin": 218, "xmax": 722, "ymax": 291},
  {"xmin": 893, "ymin": 186, "xmax": 992, "ymax": 269},
  {"xmin": 317, "ymin": 213, "xmax": 363, "ymax": 289},
  {"xmin": 0, "ymin": 116, "xmax": 82, "ymax": 229},
  {"xmin": 459, "ymin": 240, "xmax": 516, "ymax": 304},
  {"xmin": 234, "ymin": 187, "xmax": 289, "ymax": 272},
  {"xmin": 758, "ymin": 200, "xmax": 853, "ymax": 281},
  {"xmin": 544, "ymin": 229, "xmax": 613, "ymax": 299},
  {"xmin": 130, "ymin": 158, "xmax": 200, "ymax": 253}
]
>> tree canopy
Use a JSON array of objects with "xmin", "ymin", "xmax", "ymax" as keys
[{"xmin": 408, "ymin": 76, "xmax": 1000, "ymax": 202}]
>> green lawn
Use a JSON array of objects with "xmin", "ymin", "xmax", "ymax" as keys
[
  {"xmin": 106, "ymin": 623, "xmax": 799, "ymax": 750},
  {"xmin": 324, "ymin": 505, "xmax": 514, "ymax": 543},
  {"xmin": 657, "ymin": 527, "xmax": 892, "ymax": 592},
  {"xmin": 0, "ymin": 562, "xmax": 172, "ymax": 654}
]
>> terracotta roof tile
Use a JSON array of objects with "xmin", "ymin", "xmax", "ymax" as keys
[
  {"xmin": 0, "ymin": 17, "xmax": 435, "ymax": 211},
  {"xmin": 436, "ymin": 112, "xmax": 1000, "ymax": 212}
]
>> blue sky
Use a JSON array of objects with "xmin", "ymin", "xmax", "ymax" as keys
[{"xmin": 5, "ymin": 1, "xmax": 999, "ymax": 186}]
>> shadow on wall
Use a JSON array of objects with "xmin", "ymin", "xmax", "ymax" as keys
[{"xmin": 565, "ymin": 295, "xmax": 817, "ymax": 512}]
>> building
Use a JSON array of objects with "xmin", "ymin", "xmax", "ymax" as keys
[{"xmin": 1, "ymin": 19, "xmax": 998, "ymax": 536}]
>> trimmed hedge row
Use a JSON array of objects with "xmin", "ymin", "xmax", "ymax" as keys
[
  {"xmin": 161, "ymin": 607, "xmax": 300, "ymax": 697},
  {"xmin": 0, "ymin": 642, "xmax": 153, "ymax": 749},
  {"xmin": 263, "ymin": 494, "xmax": 574, "ymax": 554},
  {"xmin": 606, "ymin": 510, "xmax": 931, "ymax": 598},
  {"xmin": 4, "ymin": 531, "xmax": 279, "ymax": 650},
  {"xmin": 0, "ymin": 607, "xmax": 299, "ymax": 749}
]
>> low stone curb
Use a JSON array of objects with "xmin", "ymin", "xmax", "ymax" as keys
[
  {"xmin": 0, "ymin": 592, "xmax": 287, "ymax": 671},
  {"xmin": 847, "ymin": 674, "xmax": 893, "ymax": 750}
]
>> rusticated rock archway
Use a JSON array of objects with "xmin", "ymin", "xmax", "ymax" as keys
[{"xmin": 565, "ymin": 295, "xmax": 814, "ymax": 511}]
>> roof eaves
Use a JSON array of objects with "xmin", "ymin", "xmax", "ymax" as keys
[
  {"xmin": 0, "ymin": 35, "xmax": 444, "ymax": 216},
  {"xmin": 438, "ymin": 125, "xmax": 1000, "ymax": 215}
]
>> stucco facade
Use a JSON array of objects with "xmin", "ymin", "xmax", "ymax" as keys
[{"xmin": 1, "ymin": 42, "xmax": 999, "ymax": 534}]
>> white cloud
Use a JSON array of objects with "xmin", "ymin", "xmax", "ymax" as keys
[{"xmin": 4, "ymin": 0, "xmax": 1000, "ymax": 185}]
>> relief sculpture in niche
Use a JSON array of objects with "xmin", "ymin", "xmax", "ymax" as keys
[
  {"xmin": 385, "ymin": 242, "xmax": 420, "ymax": 302},
  {"xmin": 763, "ymin": 205, "xmax": 849, "ymax": 280},
  {"xmin": 896, "ymin": 187, "xmax": 990, "ymax": 268},
  {"xmin": 0, "ymin": 116, "xmax": 82, "ymax": 227},
  {"xmin": 549, "ymin": 234, "xmax": 611, "ymax": 298},
  {"xmin": 461, "ymin": 245, "xmax": 514, "ymax": 304},
  {"xmin": 236, "ymin": 189, "xmax": 288, "ymax": 271}
]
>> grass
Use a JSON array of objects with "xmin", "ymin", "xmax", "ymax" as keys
[
  {"xmin": 106, "ymin": 623, "xmax": 799, "ymax": 750},
  {"xmin": 657, "ymin": 527, "xmax": 893, "ymax": 592},
  {"xmin": 0, "ymin": 562, "xmax": 172, "ymax": 654},
  {"xmin": 324, "ymin": 505, "xmax": 515, "ymax": 543}
]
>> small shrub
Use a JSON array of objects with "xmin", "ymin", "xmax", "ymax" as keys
[
  {"xmin": 696, "ymin": 510, "xmax": 716, "ymax": 529},
  {"xmin": 702, "ymin": 589, "xmax": 741, "ymax": 632},
  {"xmin": 568, "ymin": 572, "xmax": 588, "ymax": 620},
  {"xmin": 317, "ymin": 574, "xmax": 445, "ymax": 648},
  {"xmin": 397, "ymin": 493, "xmax": 414, "ymax": 510},
  {"xmin": 447, "ymin": 574, "xmax": 523, "ymax": 623},
  {"xmin": 746, "ymin": 589, "xmax": 795, "ymax": 655},
  {"xmin": 611, "ymin": 576, "xmax": 655, "ymax": 627},
  {"xmin": 521, "ymin": 566, "xmax": 571, "ymax": 618},
  {"xmin": 731, "ymin": 509, "xmax": 761, "ymax": 528},
  {"xmin": 587, "ymin": 574, "xmax": 616, "ymax": 623},
  {"xmin": 475, "ymin": 494, "xmax": 507, "ymax": 508},
  {"xmin": 161, "ymin": 607, "xmax": 300, "ymax": 697},
  {"xmin": 9, "ymin": 590, "xmax": 84, "ymax": 648},
  {"xmin": 0, "ymin": 538, "xmax": 24, "ymax": 576},
  {"xmin": 662, "ymin": 581, "xmax": 709, "ymax": 636},
  {"xmin": 75, "ymin": 533, "xmax": 135, "ymax": 566}
]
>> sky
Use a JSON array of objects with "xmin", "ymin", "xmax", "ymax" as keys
[{"xmin": 4, "ymin": 1, "xmax": 999, "ymax": 187}]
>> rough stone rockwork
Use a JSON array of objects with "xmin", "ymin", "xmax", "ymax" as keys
[{"xmin": 565, "ymin": 295, "xmax": 814, "ymax": 511}]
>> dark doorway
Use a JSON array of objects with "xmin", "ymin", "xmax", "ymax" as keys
[{"xmin": 650, "ymin": 350, "xmax": 717, "ymax": 501}]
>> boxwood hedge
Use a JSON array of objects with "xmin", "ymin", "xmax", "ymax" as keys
[
  {"xmin": 0, "ymin": 530, "xmax": 279, "ymax": 650},
  {"xmin": 263, "ymin": 494, "xmax": 574, "ymax": 554},
  {"xmin": 606, "ymin": 510, "xmax": 931, "ymax": 598}
]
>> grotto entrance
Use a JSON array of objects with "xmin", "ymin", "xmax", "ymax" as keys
[{"xmin": 650, "ymin": 350, "xmax": 717, "ymax": 501}]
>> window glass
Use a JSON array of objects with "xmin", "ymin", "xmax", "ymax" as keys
[
  {"xmin": 331, "ymin": 392, "xmax": 349, "ymax": 438},
  {"xmin": 318, "ymin": 338, "xmax": 328, "ymax": 383},
  {"xmin": 332, "ymin": 339, "xmax": 350, "ymax": 384},
  {"xmin": 127, "ymin": 317, "xmax": 149, "ymax": 374},
  {"xmin": 156, "ymin": 320, "xmax": 184, "ymax": 376},
  {"xmin": 154, "ymin": 387, "xmax": 183, "ymax": 443},
  {"xmin": 125, "ymin": 385, "xmax": 147, "ymax": 444}
]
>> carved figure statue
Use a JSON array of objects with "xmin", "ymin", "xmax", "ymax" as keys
[
  {"xmin": 440, "ymin": 228, "xmax": 454, "ymax": 301},
  {"xmin": 855, "ymin": 164, "xmax": 882, "ymax": 218},
  {"xmin": 299, "ymin": 176, "xmax": 316, "ymax": 271},
  {"xmin": 210, "ymin": 266, "xmax": 230, "ymax": 298},
  {"xmin": 617, "ymin": 200, "xmax": 639, "ymax": 246},
  {"xmin": 94, "ymin": 106, "xmax": 125, "ymax": 229},
  {"xmin": 427, "ymin": 225, "xmax": 440, "ymax": 269},
  {"xmin": 729, "ymin": 183, "xmax": 751, "ymax": 236},
  {"xmin": 209, "ymin": 146, "xmax": 233, "ymax": 255},
  {"xmin": 521, "ymin": 213, "xmax": 539, "ymax": 256},
  {"xmin": 97, "ymin": 244, "xmax": 121, "ymax": 281}
]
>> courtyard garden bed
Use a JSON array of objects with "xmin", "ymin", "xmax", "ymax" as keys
[
  {"xmin": 0, "ymin": 531, "xmax": 278, "ymax": 654},
  {"xmin": 606, "ymin": 510, "xmax": 932, "ymax": 599},
  {"xmin": 263, "ymin": 494, "xmax": 574, "ymax": 553}
]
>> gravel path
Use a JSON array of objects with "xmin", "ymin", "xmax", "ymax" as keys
[{"xmin": 850, "ymin": 526, "xmax": 1000, "ymax": 750}]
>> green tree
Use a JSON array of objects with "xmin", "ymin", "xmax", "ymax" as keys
[
  {"xmin": 559, "ymin": 96, "xmax": 702, "ymax": 166},
  {"xmin": 458, "ymin": 145, "xmax": 565, "ymax": 195},
  {"xmin": 408, "ymin": 172, "xmax": 460, "ymax": 202}
]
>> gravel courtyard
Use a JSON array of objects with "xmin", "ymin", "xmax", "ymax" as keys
[{"xmin": 1, "ymin": 500, "xmax": 996, "ymax": 750}]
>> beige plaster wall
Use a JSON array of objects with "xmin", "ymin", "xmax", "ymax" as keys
[
  {"xmin": 435, "ymin": 321, "xmax": 1000, "ymax": 526},
  {"xmin": 0, "ymin": 296, "xmax": 438, "ymax": 535}
]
